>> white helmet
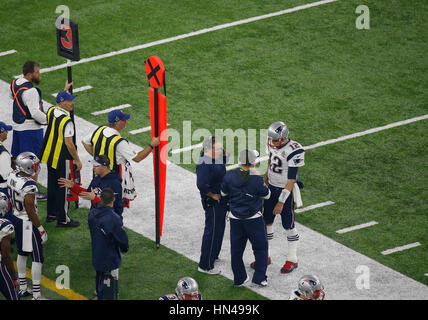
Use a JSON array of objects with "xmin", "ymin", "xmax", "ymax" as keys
[
  {"xmin": 0, "ymin": 192, "xmax": 10, "ymax": 217},
  {"xmin": 267, "ymin": 121, "xmax": 289, "ymax": 149},
  {"xmin": 297, "ymin": 275, "xmax": 325, "ymax": 300},
  {"xmin": 175, "ymin": 277, "xmax": 201, "ymax": 300},
  {"xmin": 16, "ymin": 152, "xmax": 41, "ymax": 176}
]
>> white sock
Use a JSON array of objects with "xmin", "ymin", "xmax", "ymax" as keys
[
  {"xmin": 285, "ymin": 228, "xmax": 299, "ymax": 263},
  {"xmin": 31, "ymin": 262, "xmax": 43, "ymax": 299},
  {"xmin": 266, "ymin": 225, "xmax": 273, "ymax": 257},
  {"xmin": 17, "ymin": 255, "xmax": 28, "ymax": 291}
]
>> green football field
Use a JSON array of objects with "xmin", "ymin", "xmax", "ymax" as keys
[{"xmin": 0, "ymin": 0, "xmax": 427, "ymax": 299}]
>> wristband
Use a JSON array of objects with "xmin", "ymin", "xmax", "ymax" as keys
[
  {"xmin": 278, "ymin": 189, "xmax": 290, "ymax": 203},
  {"xmin": 38, "ymin": 225, "xmax": 46, "ymax": 234}
]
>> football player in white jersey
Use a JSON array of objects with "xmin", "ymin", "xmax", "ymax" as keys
[
  {"xmin": 159, "ymin": 277, "xmax": 202, "ymax": 300},
  {"xmin": 7, "ymin": 152, "xmax": 48, "ymax": 300},
  {"xmin": 289, "ymin": 274, "xmax": 325, "ymax": 300},
  {"xmin": 0, "ymin": 192, "xmax": 19, "ymax": 300},
  {"xmin": 251, "ymin": 121, "xmax": 305, "ymax": 274}
]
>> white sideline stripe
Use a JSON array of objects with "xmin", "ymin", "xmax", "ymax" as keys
[
  {"xmin": 90, "ymin": 104, "xmax": 132, "ymax": 116},
  {"xmin": 0, "ymin": 50, "xmax": 17, "ymax": 57},
  {"xmin": 14, "ymin": 0, "xmax": 338, "ymax": 76},
  {"xmin": 51, "ymin": 85, "xmax": 93, "ymax": 97},
  {"xmin": 295, "ymin": 201, "xmax": 335, "ymax": 213},
  {"xmin": 425, "ymin": 274, "xmax": 428, "ymax": 277},
  {"xmin": 171, "ymin": 142, "xmax": 203, "ymax": 154},
  {"xmin": 336, "ymin": 221, "xmax": 379, "ymax": 234},
  {"xmin": 130, "ymin": 123, "xmax": 170, "ymax": 135},
  {"xmin": 226, "ymin": 114, "xmax": 428, "ymax": 170},
  {"xmin": 381, "ymin": 242, "xmax": 421, "ymax": 255}
]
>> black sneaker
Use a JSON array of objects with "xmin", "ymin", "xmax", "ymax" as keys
[
  {"xmin": 18, "ymin": 288, "xmax": 33, "ymax": 299},
  {"xmin": 46, "ymin": 215, "xmax": 57, "ymax": 222},
  {"xmin": 56, "ymin": 220, "xmax": 80, "ymax": 228},
  {"xmin": 36, "ymin": 192, "xmax": 47, "ymax": 201}
]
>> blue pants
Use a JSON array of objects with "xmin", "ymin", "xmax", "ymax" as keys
[
  {"xmin": 230, "ymin": 216, "xmax": 268, "ymax": 285},
  {"xmin": 11, "ymin": 129, "xmax": 44, "ymax": 158},
  {"xmin": 0, "ymin": 261, "xmax": 19, "ymax": 300},
  {"xmin": 263, "ymin": 184, "xmax": 295, "ymax": 229},
  {"xmin": 8, "ymin": 215, "xmax": 44, "ymax": 263},
  {"xmin": 198, "ymin": 199, "xmax": 227, "ymax": 270}
]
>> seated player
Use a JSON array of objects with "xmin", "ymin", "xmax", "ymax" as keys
[
  {"xmin": 159, "ymin": 277, "xmax": 202, "ymax": 300},
  {"xmin": 0, "ymin": 192, "xmax": 19, "ymax": 300},
  {"xmin": 289, "ymin": 274, "xmax": 325, "ymax": 300}
]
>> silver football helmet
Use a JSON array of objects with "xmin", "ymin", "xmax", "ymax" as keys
[
  {"xmin": 175, "ymin": 277, "xmax": 201, "ymax": 300},
  {"xmin": 267, "ymin": 121, "xmax": 289, "ymax": 148},
  {"xmin": 16, "ymin": 152, "xmax": 41, "ymax": 176},
  {"xmin": 0, "ymin": 192, "xmax": 10, "ymax": 217},
  {"xmin": 297, "ymin": 274, "xmax": 325, "ymax": 300}
]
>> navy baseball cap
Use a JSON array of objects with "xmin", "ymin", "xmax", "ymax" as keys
[
  {"xmin": 90, "ymin": 155, "xmax": 110, "ymax": 167},
  {"xmin": 56, "ymin": 90, "xmax": 77, "ymax": 104},
  {"xmin": 0, "ymin": 121, "xmax": 13, "ymax": 133},
  {"xmin": 108, "ymin": 109, "xmax": 131, "ymax": 123}
]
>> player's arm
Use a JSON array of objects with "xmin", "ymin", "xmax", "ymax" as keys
[
  {"xmin": 0, "ymin": 234, "xmax": 18, "ymax": 281},
  {"xmin": 24, "ymin": 193, "xmax": 47, "ymax": 244},
  {"xmin": 132, "ymin": 137, "xmax": 160, "ymax": 163},
  {"xmin": 64, "ymin": 136, "xmax": 82, "ymax": 171},
  {"xmin": 81, "ymin": 141, "xmax": 94, "ymax": 156}
]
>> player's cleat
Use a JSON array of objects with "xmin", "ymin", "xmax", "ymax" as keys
[
  {"xmin": 18, "ymin": 288, "xmax": 33, "ymax": 298},
  {"xmin": 56, "ymin": 219, "xmax": 80, "ymax": 228},
  {"xmin": 32, "ymin": 295, "xmax": 49, "ymax": 300},
  {"xmin": 234, "ymin": 275, "xmax": 250, "ymax": 287},
  {"xmin": 281, "ymin": 261, "xmax": 298, "ymax": 274},
  {"xmin": 250, "ymin": 256, "xmax": 271, "ymax": 270},
  {"xmin": 198, "ymin": 266, "xmax": 221, "ymax": 275}
]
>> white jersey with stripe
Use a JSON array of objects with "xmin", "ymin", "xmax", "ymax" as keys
[
  {"xmin": 0, "ymin": 218, "xmax": 14, "ymax": 243},
  {"xmin": 159, "ymin": 293, "xmax": 180, "ymax": 300},
  {"xmin": 6, "ymin": 171, "xmax": 38, "ymax": 220},
  {"xmin": 267, "ymin": 139, "xmax": 305, "ymax": 188}
]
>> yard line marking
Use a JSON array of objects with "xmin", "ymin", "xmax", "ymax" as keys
[
  {"xmin": 381, "ymin": 242, "xmax": 421, "ymax": 255},
  {"xmin": 14, "ymin": 262, "xmax": 88, "ymax": 300},
  {"xmin": 336, "ymin": 221, "xmax": 379, "ymax": 234},
  {"xmin": 15, "ymin": 0, "xmax": 338, "ymax": 76},
  {"xmin": 52, "ymin": 85, "xmax": 93, "ymax": 97},
  {"xmin": 171, "ymin": 142, "xmax": 203, "ymax": 154},
  {"xmin": 226, "ymin": 113, "xmax": 428, "ymax": 170},
  {"xmin": 295, "ymin": 201, "xmax": 335, "ymax": 213},
  {"xmin": 425, "ymin": 274, "xmax": 428, "ymax": 277},
  {"xmin": 130, "ymin": 123, "xmax": 170, "ymax": 135},
  {"xmin": 0, "ymin": 49, "xmax": 17, "ymax": 57},
  {"xmin": 91, "ymin": 103, "xmax": 132, "ymax": 116}
]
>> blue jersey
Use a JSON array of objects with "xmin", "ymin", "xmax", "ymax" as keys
[
  {"xmin": 221, "ymin": 168, "xmax": 270, "ymax": 219},
  {"xmin": 196, "ymin": 152, "xmax": 228, "ymax": 196}
]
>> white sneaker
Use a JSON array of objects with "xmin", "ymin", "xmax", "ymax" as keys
[
  {"xmin": 234, "ymin": 275, "xmax": 250, "ymax": 287},
  {"xmin": 198, "ymin": 266, "xmax": 221, "ymax": 275},
  {"xmin": 252, "ymin": 279, "xmax": 268, "ymax": 287}
]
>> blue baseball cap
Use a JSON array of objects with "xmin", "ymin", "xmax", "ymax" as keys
[
  {"xmin": 90, "ymin": 155, "xmax": 110, "ymax": 167},
  {"xmin": 0, "ymin": 121, "xmax": 13, "ymax": 133},
  {"xmin": 108, "ymin": 109, "xmax": 131, "ymax": 123},
  {"xmin": 56, "ymin": 90, "xmax": 77, "ymax": 104}
]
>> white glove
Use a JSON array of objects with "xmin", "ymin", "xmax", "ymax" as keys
[{"xmin": 38, "ymin": 225, "xmax": 48, "ymax": 244}]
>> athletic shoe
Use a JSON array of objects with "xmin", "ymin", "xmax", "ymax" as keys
[
  {"xmin": 46, "ymin": 215, "xmax": 56, "ymax": 222},
  {"xmin": 18, "ymin": 288, "xmax": 33, "ymax": 299},
  {"xmin": 234, "ymin": 275, "xmax": 250, "ymax": 287},
  {"xmin": 280, "ymin": 261, "xmax": 298, "ymax": 274},
  {"xmin": 56, "ymin": 219, "xmax": 80, "ymax": 228},
  {"xmin": 32, "ymin": 295, "xmax": 49, "ymax": 300},
  {"xmin": 250, "ymin": 256, "xmax": 271, "ymax": 269},
  {"xmin": 198, "ymin": 267, "xmax": 221, "ymax": 275},
  {"xmin": 36, "ymin": 192, "xmax": 47, "ymax": 201},
  {"xmin": 252, "ymin": 278, "xmax": 268, "ymax": 287}
]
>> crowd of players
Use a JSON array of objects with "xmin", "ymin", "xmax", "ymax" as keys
[{"xmin": 0, "ymin": 60, "xmax": 325, "ymax": 300}]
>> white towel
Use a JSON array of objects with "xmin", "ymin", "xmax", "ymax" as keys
[
  {"xmin": 122, "ymin": 160, "xmax": 136, "ymax": 202},
  {"xmin": 293, "ymin": 183, "xmax": 303, "ymax": 208},
  {"xmin": 22, "ymin": 220, "xmax": 33, "ymax": 253}
]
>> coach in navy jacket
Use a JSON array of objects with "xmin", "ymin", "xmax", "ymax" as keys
[
  {"xmin": 196, "ymin": 136, "xmax": 229, "ymax": 274},
  {"xmin": 88, "ymin": 188, "xmax": 128, "ymax": 298},
  {"xmin": 221, "ymin": 149, "xmax": 271, "ymax": 286}
]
